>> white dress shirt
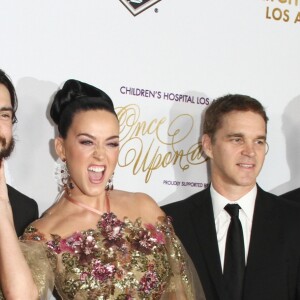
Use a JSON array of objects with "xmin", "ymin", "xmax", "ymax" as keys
[{"xmin": 211, "ymin": 184, "xmax": 257, "ymax": 271}]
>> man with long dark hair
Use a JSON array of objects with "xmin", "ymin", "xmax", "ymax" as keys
[{"xmin": 0, "ymin": 69, "xmax": 38, "ymax": 236}]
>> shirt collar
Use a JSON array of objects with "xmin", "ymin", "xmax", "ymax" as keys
[{"xmin": 211, "ymin": 184, "xmax": 257, "ymax": 221}]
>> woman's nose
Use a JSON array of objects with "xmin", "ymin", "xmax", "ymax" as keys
[{"xmin": 93, "ymin": 145, "xmax": 105, "ymax": 159}]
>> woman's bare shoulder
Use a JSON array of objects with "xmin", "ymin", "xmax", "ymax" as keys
[
  {"xmin": 29, "ymin": 200, "xmax": 77, "ymax": 239},
  {"xmin": 28, "ymin": 210, "xmax": 62, "ymax": 239},
  {"xmin": 110, "ymin": 190, "xmax": 165, "ymax": 224}
]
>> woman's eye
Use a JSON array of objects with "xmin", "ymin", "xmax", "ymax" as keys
[
  {"xmin": 108, "ymin": 142, "xmax": 119, "ymax": 147},
  {"xmin": 80, "ymin": 140, "xmax": 93, "ymax": 145}
]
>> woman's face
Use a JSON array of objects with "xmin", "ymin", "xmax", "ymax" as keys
[{"xmin": 56, "ymin": 109, "xmax": 119, "ymax": 198}]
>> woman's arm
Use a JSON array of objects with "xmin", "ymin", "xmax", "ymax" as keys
[{"xmin": 0, "ymin": 160, "xmax": 39, "ymax": 300}]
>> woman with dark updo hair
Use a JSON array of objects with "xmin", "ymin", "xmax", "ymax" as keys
[{"xmin": 0, "ymin": 79, "xmax": 205, "ymax": 299}]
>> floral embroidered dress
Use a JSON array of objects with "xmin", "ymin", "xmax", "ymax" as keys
[{"xmin": 13, "ymin": 213, "xmax": 204, "ymax": 299}]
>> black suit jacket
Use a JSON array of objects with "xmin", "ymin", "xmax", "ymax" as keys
[
  {"xmin": 162, "ymin": 185, "xmax": 300, "ymax": 300},
  {"xmin": 281, "ymin": 188, "xmax": 300, "ymax": 202},
  {"xmin": 7, "ymin": 184, "xmax": 39, "ymax": 237}
]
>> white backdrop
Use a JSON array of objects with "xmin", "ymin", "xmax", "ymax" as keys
[{"xmin": 1, "ymin": 0, "xmax": 300, "ymax": 215}]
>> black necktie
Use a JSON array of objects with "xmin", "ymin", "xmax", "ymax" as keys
[{"xmin": 223, "ymin": 204, "xmax": 245, "ymax": 300}]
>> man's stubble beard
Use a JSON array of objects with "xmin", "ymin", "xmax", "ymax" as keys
[{"xmin": 0, "ymin": 136, "xmax": 15, "ymax": 160}]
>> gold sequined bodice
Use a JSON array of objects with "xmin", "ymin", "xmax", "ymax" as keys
[{"xmin": 22, "ymin": 213, "xmax": 191, "ymax": 299}]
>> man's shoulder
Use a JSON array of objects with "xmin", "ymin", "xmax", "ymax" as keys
[
  {"xmin": 7, "ymin": 185, "xmax": 39, "ymax": 236},
  {"xmin": 258, "ymin": 186, "xmax": 300, "ymax": 218},
  {"xmin": 7, "ymin": 184, "xmax": 37, "ymax": 207},
  {"xmin": 280, "ymin": 187, "xmax": 300, "ymax": 202},
  {"xmin": 161, "ymin": 188, "xmax": 209, "ymax": 211},
  {"xmin": 258, "ymin": 186, "xmax": 297, "ymax": 203}
]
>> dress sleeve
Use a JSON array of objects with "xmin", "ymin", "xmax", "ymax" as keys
[
  {"xmin": 19, "ymin": 241, "xmax": 55, "ymax": 299},
  {"xmin": 0, "ymin": 231, "xmax": 56, "ymax": 300},
  {"xmin": 160, "ymin": 218, "xmax": 206, "ymax": 300}
]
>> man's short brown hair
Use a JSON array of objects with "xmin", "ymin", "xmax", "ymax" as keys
[{"xmin": 203, "ymin": 94, "xmax": 268, "ymax": 140}]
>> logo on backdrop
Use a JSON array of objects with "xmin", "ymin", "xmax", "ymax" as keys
[
  {"xmin": 116, "ymin": 104, "xmax": 208, "ymax": 183},
  {"xmin": 263, "ymin": 0, "xmax": 300, "ymax": 23},
  {"xmin": 120, "ymin": 0, "xmax": 161, "ymax": 16},
  {"xmin": 120, "ymin": 86, "xmax": 210, "ymax": 105}
]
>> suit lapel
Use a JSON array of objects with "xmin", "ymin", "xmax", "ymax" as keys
[{"xmin": 189, "ymin": 188, "xmax": 224, "ymax": 298}]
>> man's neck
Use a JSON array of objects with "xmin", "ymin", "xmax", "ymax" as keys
[{"xmin": 211, "ymin": 180, "xmax": 256, "ymax": 201}]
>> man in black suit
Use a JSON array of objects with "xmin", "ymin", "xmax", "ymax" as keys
[
  {"xmin": 0, "ymin": 69, "xmax": 38, "ymax": 236},
  {"xmin": 162, "ymin": 94, "xmax": 300, "ymax": 300},
  {"xmin": 281, "ymin": 187, "xmax": 300, "ymax": 201}
]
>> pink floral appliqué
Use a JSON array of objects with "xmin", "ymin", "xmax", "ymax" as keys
[
  {"xmin": 145, "ymin": 224, "xmax": 166, "ymax": 245},
  {"xmin": 132, "ymin": 223, "xmax": 166, "ymax": 254},
  {"xmin": 60, "ymin": 232, "xmax": 83, "ymax": 254},
  {"xmin": 92, "ymin": 260, "xmax": 116, "ymax": 282},
  {"xmin": 99, "ymin": 212, "xmax": 125, "ymax": 248},
  {"xmin": 138, "ymin": 264, "xmax": 159, "ymax": 294}
]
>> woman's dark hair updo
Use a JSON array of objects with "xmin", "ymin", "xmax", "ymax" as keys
[{"xmin": 50, "ymin": 79, "xmax": 118, "ymax": 138}]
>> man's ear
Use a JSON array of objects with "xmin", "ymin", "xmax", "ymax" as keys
[
  {"xmin": 54, "ymin": 137, "xmax": 66, "ymax": 160},
  {"xmin": 202, "ymin": 134, "xmax": 213, "ymax": 159}
]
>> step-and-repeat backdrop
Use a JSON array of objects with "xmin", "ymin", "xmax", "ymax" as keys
[{"xmin": 1, "ymin": 0, "xmax": 299, "ymax": 214}]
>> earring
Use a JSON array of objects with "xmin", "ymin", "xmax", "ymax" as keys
[
  {"xmin": 105, "ymin": 173, "xmax": 114, "ymax": 191},
  {"xmin": 54, "ymin": 159, "xmax": 74, "ymax": 195}
]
